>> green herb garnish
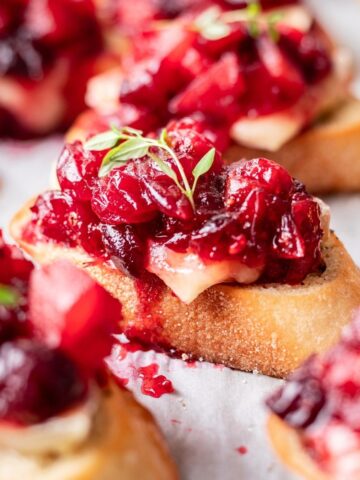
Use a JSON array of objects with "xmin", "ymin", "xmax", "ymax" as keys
[
  {"xmin": 0, "ymin": 285, "xmax": 20, "ymax": 308},
  {"xmin": 195, "ymin": 2, "xmax": 283, "ymax": 42},
  {"xmin": 84, "ymin": 127, "xmax": 216, "ymax": 211}
]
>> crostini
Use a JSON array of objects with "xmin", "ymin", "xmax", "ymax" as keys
[
  {"xmin": 69, "ymin": 0, "xmax": 360, "ymax": 193},
  {"xmin": 267, "ymin": 309, "xmax": 360, "ymax": 480},
  {"xmin": 10, "ymin": 120, "xmax": 360, "ymax": 377},
  {"xmin": 0, "ymin": 232, "xmax": 177, "ymax": 480},
  {"xmin": 0, "ymin": 0, "xmax": 117, "ymax": 138}
]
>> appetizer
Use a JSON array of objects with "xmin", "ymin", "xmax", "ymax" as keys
[
  {"xmin": 0, "ymin": 231, "xmax": 177, "ymax": 479},
  {"xmin": 10, "ymin": 120, "xmax": 360, "ymax": 377},
  {"xmin": 0, "ymin": 0, "xmax": 112, "ymax": 138},
  {"xmin": 267, "ymin": 309, "xmax": 360, "ymax": 480},
  {"xmin": 71, "ymin": 0, "xmax": 359, "ymax": 193}
]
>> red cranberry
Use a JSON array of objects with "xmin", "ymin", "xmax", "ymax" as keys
[
  {"xmin": 170, "ymin": 53, "xmax": 245, "ymax": 121},
  {"xmin": 101, "ymin": 224, "xmax": 145, "ymax": 278},
  {"xmin": 0, "ymin": 339, "xmax": 87, "ymax": 425},
  {"xmin": 91, "ymin": 163, "xmax": 158, "ymax": 224},
  {"xmin": 29, "ymin": 261, "xmax": 122, "ymax": 373},
  {"xmin": 225, "ymin": 158, "xmax": 293, "ymax": 209},
  {"xmin": 279, "ymin": 26, "xmax": 332, "ymax": 85},
  {"xmin": 0, "ymin": 305, "xmax": 29, "ymax": 344},
  {"xmin": 24, "ymin": 0, "xmax": 100, "ymax": 46},
  {"xmin": 167, "ymin": 117, "xmax": 224, "ymax": 176},
  {"xmin": 136, "ymin": 158, "xmax": 194, "ymax": 221},
  {"xmin": 256, "ymin": 34, "xmax": 305, "ymax": 100},
  {"xmin": 267, "ymin": 311, "xmax": 360, "ymax": 434},
  {"xmin": 57, "ymin": 141, "xmax": 103, "ymax": 201},
  {"xmin": 30, "ymin": 190, "xmax": 96, "ymax": 248},
  {"xmin": 0, "ymin": 231, "xmax": 33, "ymax": 285},
  {"xmin": 267, "ymin": 356, "xmax": 326, "ymax": 429}
]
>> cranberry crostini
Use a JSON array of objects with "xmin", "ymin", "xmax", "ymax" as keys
[
  {"xmin": 69, "ymin": 0, "xmax": 360, "ymax": 193},
  {"xmin": 267, "ymin": 309, "xmax": 360, "ymax": 480},
  {"xmin": 0, "ymin": 0, "xmax": 117, "ymax": 138},
  {"xmin": 0, "ymin": 232, "xmax": 177, "ymax": 480},
  {"xmin": 10, "ymin": 120, "xmax": 360, "ymax": 377}
]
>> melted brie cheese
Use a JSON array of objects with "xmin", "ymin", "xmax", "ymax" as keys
[
  {"xmin": 146, "ymin": 200, "xmax": 330, "ymax": 304},
  {"xmin": 0, "ymin": 390, "xmax": 98, "ymax": 456},
  {"xmin": 230, "ymin": 48, "xmax": 352, "ymax": 151},
  {"xmin": 86, "ymin": 67, "xmax": 123, "ymax": 114},
  {"xmin": 146, "ymin": 241, "xmax": 261, "ymax": 304}
]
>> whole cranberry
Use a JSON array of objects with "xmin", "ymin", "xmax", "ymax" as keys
[
  {"xmin": 136, "ymin": 158, "xmax": 194, "ymax": 221},
  {"xmin": 0, "ymin": 339, "xmax": 87, "ymax": 425},
  {"xmin": 30, "ymin": 190, "xmax": 96, "ymax": 248},
  {"xmin": 0, "ymin": 231, "xmax": 33, "ymax": 285},
  {"xmin": 101, "ymin": 224, "xmax": 145, "ymax": 278},
  {"xmin": 91, "ymin": 163, "xmax": 157, "ymax": 224},
  {"xmin": 170, "ymin": 53, "xmax": 245, "ymax": 121},
  {"xmin": 225, "ymin": 158, "xmax": 293, "ymax": 207},
  {"xmin": 167, "ymin": 117, "xmax": 224, "ymax": 177},
  {"xmin": 57, "ymin": 141, "xmax": 103, "ymax": 201},
  {"xmin": 0, "ymin": 305, "xmax": 29, "ymax": 344}
]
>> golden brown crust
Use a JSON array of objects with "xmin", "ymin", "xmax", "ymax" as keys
[
  {"xmin": 11, "ymin": 201, "xmax": 360, "ymax": 378},
  {"xmin": 226, "ymin": 98, "xmax": 360, "ymax": 194},
  {"xmin": 267, "ymin": 415, "xmax": 329, "ymax": 480},
  {"xmin": 0, "ymin": 385, "xmax": 178, "ymax": 480}
]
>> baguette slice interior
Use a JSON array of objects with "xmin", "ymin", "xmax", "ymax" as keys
[
  {"xmin": 11, "ymin": 201, "xmax": 360, "ymax": 378},
  {"xmin": 0, "ymin": 384, "xmax": 177, "ymax": 480}
]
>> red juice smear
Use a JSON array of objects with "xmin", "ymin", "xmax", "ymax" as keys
[
  {"xmin": 236, "ymin": 446, "xmax": 248, "ymax": 455},
  {"xmin": 138, "ymin": 363, "xmax": 175, "ymax": 398}
]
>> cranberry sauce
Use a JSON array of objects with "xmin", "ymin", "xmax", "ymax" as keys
[
  {"xmin": 0, "ymin": 232, "xmax": 121, "ymax": 426},
  {"xmin": 26, "ymin": 118, "xmax": 324, "ymax": 286},
  {"xmin": 114, "ymin": 0, "xmax": 299, "ymax": 34},
  {"xmin": 0, "ymin": 231, "xmax": 33, "ymax": 342},
  {"xmin": 0, "ymin": 0, "xmax": 104, "ymax": 137},
  {"xmin": 267, "ymin": 310, "xmax": 360, "ymax": 435},
  {"xmin": 0, "ymin": 339, "xmax": 87, "ymax": 425},
  {"xmin": 110, "ymin": 1, "xmax": 332, "ymax": 148}
]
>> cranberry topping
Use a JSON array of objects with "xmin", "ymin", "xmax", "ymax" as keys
[
  {"xmin": 27, "ymin": 120, "xmax": 324, "ymax": 287},
  {"xmin": 0, "ymin": 231, "xmax": 33, "ymax": 286},
  {"xmin": 0, "ymin": 231, "xmax": 33, "ymax": 342},
  {"xmin": 113, "ymin": 3, "xmax": 332, "ymax": 149},
  {"xmin": 267, "ymin": 312, "xmax": 360, "ymax": 470},
  {"xmin": 0, "ymin": 233, "xmax": 123, "ymax": 426},
  {"xmin": 29, "ymin": 261, "xmax": 122, "ymax": 373},
  {"xmin": 0, "ymin": 339, "xmax": 87, "ymax": 425},
  {"xmin": 114, "ymin": 0, "xmax": 299, "ymax": 34},
  {"xmin": 0, "ymin": 0, "xmax": 103, "ymax": 137}
]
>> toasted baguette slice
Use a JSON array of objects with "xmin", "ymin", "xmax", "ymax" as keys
[
  {"xmin": 267, "ymin": 414, "xmax": 329, "ymax": 480},
  {"xmin": 226, "ymin": 98, "xmax": 360, "ymax": 193},
  {"xmin": 11, "ymin": 202, "xmax": 360, "ymax": 379},
  {"xmin": 0, "ymin": 385, "xmax": 177, "ymax": 480}
]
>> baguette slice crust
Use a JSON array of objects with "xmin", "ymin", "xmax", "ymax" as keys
[
  {"xmin": 0, "ymin": 385, "xmax": 177, "ymax": 480},
  {"xmin": 11, "ymin": 203, "xmax": 360, "ymax": 378},
  {"xmin": 226, "ymin": 98, "xmax": 360, "ymax": 193},
  {"xmin": 267, "ymin": 414, "xmax": 329, "ymax": 480}
]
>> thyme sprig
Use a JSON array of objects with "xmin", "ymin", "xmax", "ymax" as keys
[
  {"xmin": 0, "ymin": 285, "xmax": 20, "ymax": 308},
  {"xmin": 194, "ymin": 2, "xmax": 283, "ymax": 41},
  {"xmin": 84, "ymin": 127, "xmax": 216, "ymax": 211}
]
